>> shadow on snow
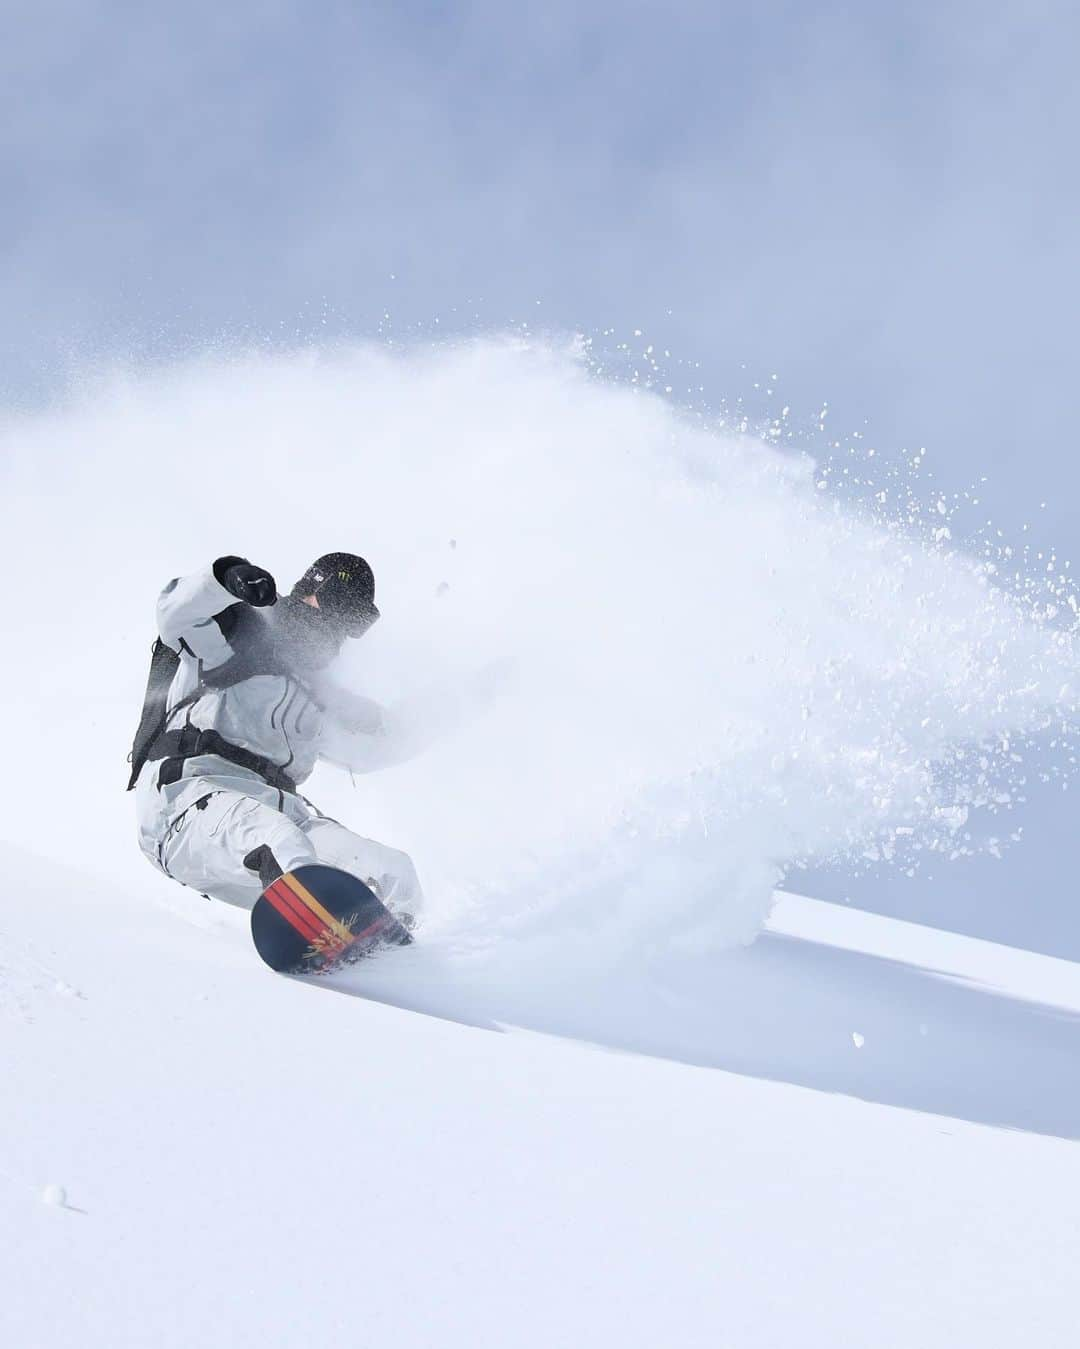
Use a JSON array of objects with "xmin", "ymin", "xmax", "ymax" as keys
[{"xmin": 323, "ymin": 929, "xmax": 1080, "ymax": 1142}]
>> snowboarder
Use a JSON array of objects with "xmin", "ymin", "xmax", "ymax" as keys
[{"xmin": 130, "ymin": 553, "xmax": 422, "ymax": 921}]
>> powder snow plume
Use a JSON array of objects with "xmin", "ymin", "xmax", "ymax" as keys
[{"xmin": 2, "ymin": 335, "xmax": 1077, "ymax": 968}]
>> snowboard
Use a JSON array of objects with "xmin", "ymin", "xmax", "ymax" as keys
[{"xmin": 250, "ymin": 864, "xmax": 412, "ymax": 975}]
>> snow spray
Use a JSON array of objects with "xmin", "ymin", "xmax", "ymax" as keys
[{"xmin": 1, "ymin": 336, "xmax": 1076, "ymax": 960}]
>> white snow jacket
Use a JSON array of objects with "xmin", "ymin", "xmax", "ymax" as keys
[{"xmin": 138, "ymin": 562, "xmax": 406, "ymax": 823}]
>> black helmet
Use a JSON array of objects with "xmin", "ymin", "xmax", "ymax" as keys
[{"xmin": 292, "ymin": 552, "xmax": 380, "ymax": 637}]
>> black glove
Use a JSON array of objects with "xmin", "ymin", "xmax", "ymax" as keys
[{"xmin": 214, "ymin": 556, "xmax": 277, "ymax": 607}]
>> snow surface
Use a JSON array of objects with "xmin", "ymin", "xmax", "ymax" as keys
[
  {"xmin": 2, "ymin": 337, "xmax": 1079, "ymax": 1344},
  {"xmin": 4, "ymin": 849, "xmax": 1080, "ymax": 1348}
]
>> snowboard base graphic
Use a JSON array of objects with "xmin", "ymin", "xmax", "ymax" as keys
[{"xmin": 251, "ymin": 864, "xmax": 412, "ymax": 975}]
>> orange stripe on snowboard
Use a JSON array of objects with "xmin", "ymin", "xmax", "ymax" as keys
[
  {"xmin": 264, "ymin": 879, "xmax": 324, "ymax": 943},
  {"xmin": 279, "ymin": 872, "xmax": 358, "ymax": 946}
]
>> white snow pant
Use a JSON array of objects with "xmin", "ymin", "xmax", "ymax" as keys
[{"xmin": 149, "ymin": 782, "xmax": 422, "ymax": 916}]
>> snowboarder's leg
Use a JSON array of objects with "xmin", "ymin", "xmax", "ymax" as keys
[
  {"xmin": 299, "ymin": 816, "xmax": 423, "ymax": 920},
  {"xmin": 157, "ymin": 789, "xmax": 319, "ymax": 909}
]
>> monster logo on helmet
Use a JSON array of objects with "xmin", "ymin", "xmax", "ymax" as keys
[{"xmin": 293, "ymin": 552, "xmax": 380, "ymax": 637}]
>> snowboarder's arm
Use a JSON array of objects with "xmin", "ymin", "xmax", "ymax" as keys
[
  {"xmin": 317, "ymin": 661, "xmax": 512, "ymax": 775},
  {"xmin": 317, "ymin": 697, "xmax": 418, "ymax": 774},
  {"xmin": 156, "ymin": 557, "xmax": 274, "ymax": 670}
]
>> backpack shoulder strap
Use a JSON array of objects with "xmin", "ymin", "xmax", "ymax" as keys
[{"xmin": 126, "ymin": 638, "xmax": 181, "ymax": 790}]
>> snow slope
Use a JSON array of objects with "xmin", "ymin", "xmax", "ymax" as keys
[
  {"xmin": 3, "ymin": 850, "xmax": 1080, "ymax": 1349},
  {"xmin": 2, "ymin": 337, "xmax": 1079, "ymax": 1345}
]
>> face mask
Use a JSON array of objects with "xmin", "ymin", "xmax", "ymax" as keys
[{"xmin": 275, "ymin": 595, "xmax": 345, "ymax": 669}]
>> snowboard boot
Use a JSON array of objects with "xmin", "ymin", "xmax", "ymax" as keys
[{"xmin": 243, "ymin": 845, "xmax": 283, "ymax": 890}]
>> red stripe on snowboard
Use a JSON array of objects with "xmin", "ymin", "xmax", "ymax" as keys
[
  {"xmin": 265, "ymin": 879, "xmax": 324, "ymax": 943},
  {"xmin": 351, "ymin": 913, "xmax": 393, "ymax": 944}
]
